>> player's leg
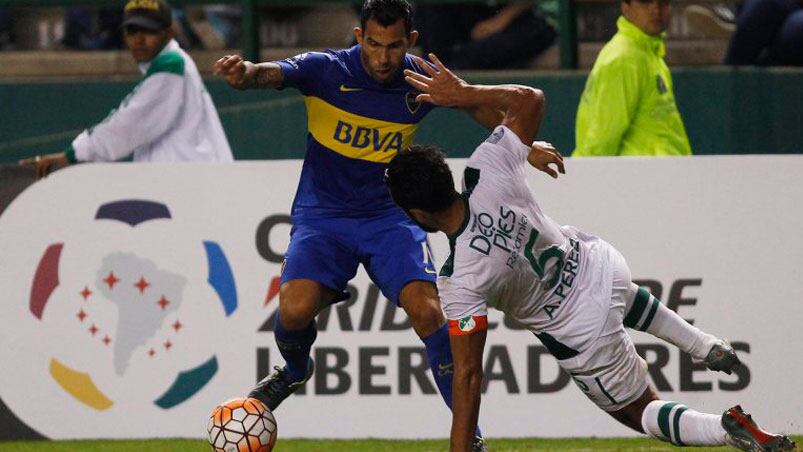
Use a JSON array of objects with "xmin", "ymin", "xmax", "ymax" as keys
[
  {"xmin": 622, "ymin": 282, "xmax": 740, "ymax": 373},
  {"xmin": 564, "ymin": 240, "xmax": 793, "ymax": 450},
  {"xmin": 360, "ymin": 214, "xmax": 453, "ymax": 405},
  {"xmin": 608, "ymin": 384, "xmax": 731, "ymax": 446},
  {"xmin": 638, "ymin": 395, "xmax": 796, "ymax": 450},
  {"xmin": 398, "ymin": 280, "xmax": 452, "ymax": 405},
  {"xmin": 568, "ymin": 331, "xmax": 794, "ymax": 450},
  {"xmin": 274, "ymin": 279, "xmax": 333, "ymax": 377},
  {"xmin": 250, "ymin": 219, "xmax": 359, "ymax": 410}
]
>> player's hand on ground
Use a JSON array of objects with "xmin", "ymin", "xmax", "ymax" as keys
[
  {"xmin": 404, "ymin": 53, "xmax": 468, "ymax": 107},
  {"xmin": 214, "ymin": 55, "xmax": 251, "ymax": 90},
  {"xmin": 19, "ymin": 152, "xmax": 68, "ymax": 179},
  {"xmin": 527, "ymin": 141, "xmax": 565, "ymax": 179}
]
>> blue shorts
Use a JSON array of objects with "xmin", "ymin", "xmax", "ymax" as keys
[{"xmin": 281, "ymin": 210, "xmax": 437, "ymax": 305}]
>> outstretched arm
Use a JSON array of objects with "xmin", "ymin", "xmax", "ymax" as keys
[
  {"xmin": 214, "ymin": 54, "xmax": 284, "ymax": 90},
  {"xmin": 449, "ymin": 328, "xmax": 487, "ymax": 452},
  {"xmin": 405, "ymin": 53, "xmax": 545, "ymax": 146}
]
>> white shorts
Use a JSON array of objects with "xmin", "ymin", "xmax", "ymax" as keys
[
  {"xmin": 563, "ymin": 328, "xmax": 649, "ymax": 412},
  {"xmin": 554, "ymin": 244, "xmax": 648, "ymax": 412}
]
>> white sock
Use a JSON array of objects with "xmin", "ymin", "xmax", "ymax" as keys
[
  {"xmin": 642, "ymin": 400, "xmax": 729, "ymax": 446},
  {"xmin": 624, "ymin": 285, "xmax": 718, "ymax": 360}
]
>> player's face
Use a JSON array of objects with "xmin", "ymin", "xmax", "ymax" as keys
[
  {"xmin": 125, "ymin": 26, "xmax": 172, "ymax": 63},
  {"xmin": 622, "ymin": 0, "xmax": 671, "ymax": 36},
  {"xmin": 355, "ymin": 19, "xmax": 418, "ymax": 84},
  {"xmin": 406, "ymin": 208, "xmax": 439, "ymax": 233}
]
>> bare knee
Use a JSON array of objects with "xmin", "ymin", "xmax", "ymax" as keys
[
  {"xmin": 399, "ymin": 281, "xmax": 444, "ymax": 337},
  {"xmin": 609, "ymin": 386, "xmax": 659, "ymax": 433},
  {"xmin": 279, "ymin": 279, "xmax": 333, "ymax": 330}
]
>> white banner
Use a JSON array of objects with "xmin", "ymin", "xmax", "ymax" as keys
[{"xmin": 0, "ymin": 156, "xmax": 801, "ymax": 440}]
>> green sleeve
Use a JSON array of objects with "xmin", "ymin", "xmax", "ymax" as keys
[
  {"xmin": 573, "ymin": 58, "xmax": 643, "ymax": 157},
  {"xmin": 145, "ymin": 51, "xmax": 185, "ymax": 79}
]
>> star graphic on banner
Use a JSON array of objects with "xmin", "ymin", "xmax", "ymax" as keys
[
  {"xmin": 102, "ymin": 335, "xmax": 111, "ymax": 346},
  {"xmin": 172, "ymin": 320, "xmax": 183, "ymax": 333},
  {"xmin": 164, "ymin": 340, "xmax": 172, "ymax": 350},
  {"xmin": 148, "ymin": 348, "xmax": 156, "ymax": 357},
  {"xmin": 157, "ymin": 295, "xmax": 170, "ymax": 310},
  {"xmin": 89, "ymin": 324, "xmax": 99, "ymax": 336},
  {"xmin": 76, "ymin": 309, "xmax": 87, "ymax": 322},
  {"xmin": 134, "ymin": 276, "xmax": 150, "ymax": 294},
  {"xmin": 264, "ymin": 276, "xmax": 281, "ymax": 306},
  {"xmin": 103, "ymin": 272, "xmax": 119, "ymax": 289},
  {"xmin": 80, "ymin": 286, "xmax": 92, "ymax": 301}
]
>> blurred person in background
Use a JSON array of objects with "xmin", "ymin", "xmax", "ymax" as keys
[
  {"xmin": 573, "ymin": 0, "xmax": 691, "ymax": 157},
  {"xmin": 684, "ymin": 3, "xmax": 737, "ymax": 39},
  {"xmin": 415, "ymin": 1, "xmax": 556, "ymax": 69},
  {"xmin": 62, "ymin": 7, "xmax": 124, "ymax": 50},
  {"xmin": 0, "ymin": 9, "xmax": 13, "ymax": 50},
  {"xmin": 724, "ymin": 0, "xmax": 803, "ymax": 66},
  {"xmin": 21, "ymin": 0, "xmax": 233, "ymax": 178},
  {"xmin": 172, "ymin": 4, "xmax": 241, "ymax": 50}
]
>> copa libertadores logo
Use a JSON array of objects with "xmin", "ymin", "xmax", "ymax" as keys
[{"xmin": 28, "ymin": 200, "xmax": 237, "ymax": 412}]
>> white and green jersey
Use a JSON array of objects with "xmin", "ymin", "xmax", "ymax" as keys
[
  {"xmin": 69, "ymin": 40, "xmax": 233, "ymax": 163},
  {"xmin": 438, "ymin": 126, "xmax": 616, "ymax": 358}
]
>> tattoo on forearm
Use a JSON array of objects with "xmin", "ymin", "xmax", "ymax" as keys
[{"xmin": 252, "ymin": 63, "xmax": 283, "ymax": 89}]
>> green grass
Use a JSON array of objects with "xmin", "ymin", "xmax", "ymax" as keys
[{"xmin": 0, "ymin": 437, "xmax": 800, "ymax": 451}]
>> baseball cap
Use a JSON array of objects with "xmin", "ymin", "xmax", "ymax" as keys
[{"xmin": 122, "ymin": 0, "xmax": 172, "ymax": 31}]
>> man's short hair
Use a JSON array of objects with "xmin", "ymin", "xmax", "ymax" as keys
[
  {"xmin": 360, "ymin": 0, "xmax": 414, "ymax": 34},
  {"xmin": 385, "ymin": 145, "xmax": 459, "ymax": 213}
]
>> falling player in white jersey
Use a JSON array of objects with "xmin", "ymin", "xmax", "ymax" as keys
[{"xmin": 384, "ymin": 54, "xmax": 796, "ymax": 452}]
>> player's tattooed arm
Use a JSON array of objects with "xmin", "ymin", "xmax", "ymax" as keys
[
  {"xmin": 249, "ymin": 62, "xmax": 284, "ymax": 89},
  {"xmin": 214, "ymin": 55, "xmax": 284, "ymax": 90}
]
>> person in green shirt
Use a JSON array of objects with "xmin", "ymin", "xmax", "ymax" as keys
[{"xmin": 573, "ymin": 0, "xmax": 692, "ymax": 156}]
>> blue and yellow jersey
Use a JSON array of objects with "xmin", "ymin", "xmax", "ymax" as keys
[{"xmin": 277, "ymin": 45, "xmax": 435, "ymax": 218}]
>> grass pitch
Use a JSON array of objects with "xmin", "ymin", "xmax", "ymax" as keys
[{"xmin": 0, "ymin": 437, "xmax": 800, "ymax": 451}]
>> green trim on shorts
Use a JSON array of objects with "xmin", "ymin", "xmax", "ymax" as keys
[{"xmin": 594, "ymin": 377, "xmax": 618, "ymax": 405}]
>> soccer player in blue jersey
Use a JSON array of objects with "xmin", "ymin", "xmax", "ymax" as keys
[{"xmin": 214, "ymin": 0, "xmax": 505, "ymax": 449}]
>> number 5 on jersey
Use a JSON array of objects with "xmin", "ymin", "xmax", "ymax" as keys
[{"xmin": 524, "ymin": 227, "xmax": 565, "ymax": 289}]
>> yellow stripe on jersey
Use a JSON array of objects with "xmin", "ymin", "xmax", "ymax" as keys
[{"xmin": 304, "ymin": 96, "xmax": 418, "ymax": 163}]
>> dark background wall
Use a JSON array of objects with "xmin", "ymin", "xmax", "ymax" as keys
[{"xmin": 1, "ymin": 67, "xmax": 801, "ymax": 162}]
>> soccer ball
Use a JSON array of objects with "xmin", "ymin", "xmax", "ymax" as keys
[{"xmin": 207, "ymin": 397, "xmax": 277, "ymax": 452}]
